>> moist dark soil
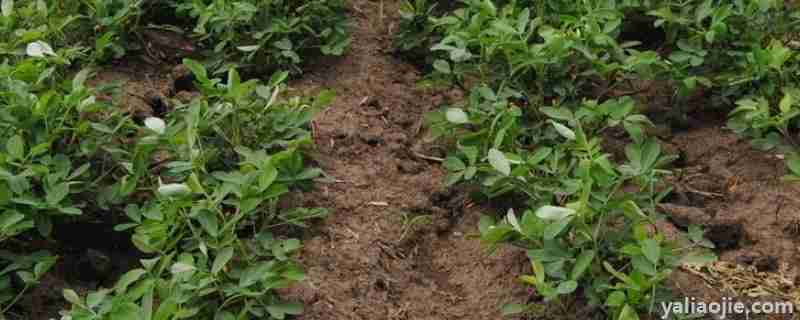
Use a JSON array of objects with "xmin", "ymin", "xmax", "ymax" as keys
[{"xmin": 8, "ymin": 60, "xmax": 180, "ymax": 320}]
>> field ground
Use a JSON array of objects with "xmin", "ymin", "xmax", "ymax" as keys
[
  {"xmin": 8, "ymin": 0, "xmax": 800, "ymax": 319},
  {"xmin": 281, "ymin": 2, "xmax": 800, "ymax": 319}
]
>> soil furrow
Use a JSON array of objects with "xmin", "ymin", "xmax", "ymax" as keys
[{"xmin": 281, "ymin": 1, "xmax": 527, "ymax": 319}]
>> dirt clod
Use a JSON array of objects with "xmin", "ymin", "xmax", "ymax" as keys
[
  {"xmin": 359, "ymin": 128, "xmax": 384, "ymax": 145},
  {"xmin": 705, "ymin": 222, "xmax": 745, "ymax": 250},
  {"xmin": 659, "ymin": 203, "xmax": 712, "ymax": 227},
  {"xmin": 398, "ymin": 160, "xmax": 425, "ymax": 174}
]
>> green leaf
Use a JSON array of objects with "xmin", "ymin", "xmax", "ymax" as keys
[
  {"xmin": 0, "ymin": 211, "xmax": 25, "ymax": 230},
  {"xmin": 115, "ymin": 269, "xmax": 147, "ymax": 294},
  {"xmin": 541, "ymin": 107, "xmax": 573, "ymax": 121},
  {"xmin": 543, "ymin": 217, "xmax": 572, "ymax": 240},
  {"xmin": 433, "ymin": 59, "xmax": 451, "ymax": 74},
  {"xmin": 528, "ymin": 147, "xmax": 552, "ymax": 166},
  {"xmin": 6, "ymin": 135, "xmax": 24, "ymax": 160},
  {"xmin": 17, "ymin": 271, "xmax": 34, "ymax": 284},
  {"xmin": 144, "ymin": 117, "xmax": 166, "ymax": 135},
  {"xmin": 274, "ymin": 39, "xmax": 292, "ymax": 50},
  {"xmin": 606, "ymin": 291, "xmax": 626, "ymax": 307},
  {"xmin": 72, "ymin": 69, "xmax": 91, "ymax": 90},
  {"xmin": 266, "ymin": 302, "xmax": 303, "ymax": 320},
  {"xmin": 446, "ymin": 108, "xmax": 469, "ymax": 124},
  {"xmin": 680, "ymin": 250, "xmax": 717, "ymax": 266},
  {"xmin": 631, "ymin": 255, "xmax": 657, "ymax": 275},
  {"xmin": 603, "ymin": 262, "xmax": 635, "ymax": 287},
  {"xmin": 215, "ymin": 311, "xmax": 236, "ymax": 320},
  {"xmin": 187, "ymin": 173, "xmax": 205, "ymax": 194},
  {"xmin": 787, "ymin": 156, "xmax": 800, "ymax": 176},
  {"xmin": 640, "ymin": 139, "xmax": 661, "ymax": 170},
  {"xmin": 237, "ymin": 45, "xmax": 260, "ymax": 52},
  {"xmin": 86, "ymin": 289, "xmax": 108, "ymax": 308},
  {"xmin": 641, "ymin": 239, "xmax": 660, "ymax": 264},
  {"xmin": 33, "ymin": 256, "xmax": 55, "ymax": 277},
  {"xmin": 556, "ymin": 280, "xmax": 578, "ymax": 294},
  {"xmin": 227, "ymin": 68, "xmax": 240, "ymax": 90},
  {"xmin": 570, "ymin": 250, "xmax": 595, "ymax": 280},
  {"xmin": 0, "ymin": 180, "xmax": 8, "ymax": 203},
  {"xmin": 780, "ymin": 93, "xmax": 794, "ymax": 114},
  {"xmin": 239, "ymin": 263, "xmax": 272, "ymax": 287},
  {"xmin": 1, "ymin": 0, "xmax": 12, "ymax": 17},
  {"xmin": 183, "ymin": 58, "xmax": 207, "ymax": 81},
  {"xmin": 550, "ymin": 121, "xmax": 575, "ymax": 140},
  {"xmin": 535, "ymin": 206, "xmax": 575, "ymax": 220},
  {"xmin": 621, "ymin": 200, "xmax": 647, "ymax": 221},
  {"xmin": 211, "ymin": 247, "xmax": 234, "ymax": 275},
  {"xmin": 506, "ymin": 209, "xmax": 521, "ymax": 233},
  {"xmin": 110, "ymin": 302, "xmax": 141, "ymax": 320},
  {"xmin": 492, "ymin": 20, "xmax": 517, "ymax": 34},
  {"xmin": 157, "ymin": 183, "xmax": 191, "ymax": 197},
  {"xmin": 169, "ymin": 262, "xmax": 195, "ymax": 275},
  {"xmin": 487, "ymin": 148, "xmax": 511, "ymax": 175},
  {"xmin": 443, "ymin": 157, "xmax": 466, "ymax": 171},
  {"xmin": 46, "ymin": 183, "xmax": 69, "ymax": 206},
  {"xmin": 531, "ymin": 259, "xmax": 546, "ymax": 284},
  {"xmin": 63, "ymin": 289, "xmax": 82, "ymax": 306},
  {"xmin": 482, "ymin": 0, "xmax": 496, "ymax": 15},
  {"xmin": 618, "ymin": 304, "xmax": 640, "ymax": 320},
  {"xmin": 196, "ymin": 210, "xmax": 219, "ymax": 237},
  {"xmin": 68, "ymin": 163, "xmax": 91, "ymax": 180},
  {"xmin": 501, "ymin": 303, "xmax": 527, "ymax": 315},
  {"xmin": 313, "ymin": 90, "xmax": 336, "ymax": 108}
]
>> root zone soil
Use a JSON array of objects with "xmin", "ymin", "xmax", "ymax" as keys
[{"xmin": 13, "ymin": 1, "xmax": 800, "ymax": 319}]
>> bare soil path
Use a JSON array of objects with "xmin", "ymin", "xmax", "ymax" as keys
[{"xmin": 280, "ymin": 1, "xmax": 528, "ymax": 319}]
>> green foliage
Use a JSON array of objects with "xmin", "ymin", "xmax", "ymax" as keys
[
  {"xmin": 176, "ymin": 0, "xmax": 350, "ymax": 74},
  {"xmin": 1, "ymin": 0, "xmax": 351, "ymax": 72},
  {"xmin": 0, "ymin": 251, "xmax": 56, "ymax": 314},
  {"xmin": 428, "ymin": 86, "xmax": 714, "ymax": 318},
  {"xmin": 402, "ymin": 0, "xmax": 784, "ymax": 318},
  {"xmin": 54, "ymin": 60, "xmax": 331, "ymax": 319},
  {"xmin": 396, "ymin": 0, "xmax": 441, "ymax": 59},
  {"xmin": 0, "ymin": 1, "xmax": 336, "ymax": 316},
  {"xmin": 404, "ymin": 0, "xmax": 800, "ymax": 106}
]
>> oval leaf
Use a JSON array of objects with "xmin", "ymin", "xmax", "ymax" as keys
[
  {"xmin": 26, "ymin": 41, "xmax": 55, "ymax": 57},
  {"xmin": 556, "ymin": 280, "xmax": 578, "ymax": 294},
  {"xmin": 550, "ymin": 121, "xmax": 575, "ymax": 140},
  {"xmin": 446, "ymin": 108, "xmax": 469, "ymax": 124},
  {"xmin": 433, "ymin": 59, "xmax": 452, "ymax": 74},
  {"xmin": 170, "ymin": 262, "xmax": 195, "ymax": 275},
  {"xmin": 505, "ymin": 209, "xmax": 521, "ymax": 233},
  {"xmin": 2, "ymin": 0, "xmax": 12, "ymax": 17},
  {"xmin": 157, "ymin": 183, "xmax": 191, "ymax": 198},
  {"xmin": 144, "ymin": 117, "xmax": 166, "ymax": 134},
  {"xmin": 211, "ymin": 247, "xmax": 234, "ymax": 274},
  {"xmin": 488, "ymin": 148, "xmax": 511, "ymax": 175},
  {"xmin": 641, "ymin": 239, "xmax": 661, "ymax": 265},
  {"xmin": 535, "ymin": 206, "xmax": 576, "ymax": 220},
  {"xmin": 63, "ymin": 289, "xmax": 82, "ymax": 305}
]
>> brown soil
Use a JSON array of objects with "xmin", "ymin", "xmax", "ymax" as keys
[
  {"xmin": 277, "ymin": 1, "xmax": 528, "ymax": 319},
  {"xmin": 659, "ymin": 111, "xmax": 800, "ymax": 319}
]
